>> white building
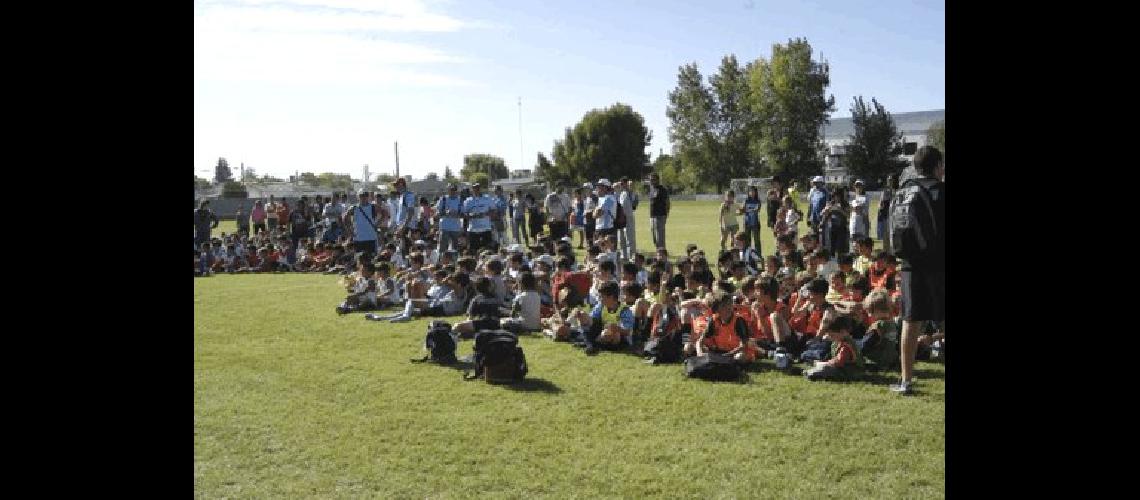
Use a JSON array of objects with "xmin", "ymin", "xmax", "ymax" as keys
[{"xmin": 820, "ymin": 109, "xmax": 944, "ymax": 186}]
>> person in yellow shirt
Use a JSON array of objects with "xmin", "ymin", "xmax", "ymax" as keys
[{"xmin": 786, "ymin": 180, "xmax": 802, "ymax": 213}]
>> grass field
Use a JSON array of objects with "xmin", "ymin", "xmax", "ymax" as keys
[{"xmin": 195, "ymin": 199, "xmax": 943, "ymax": 498}]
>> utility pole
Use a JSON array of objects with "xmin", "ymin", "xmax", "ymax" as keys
[
  {"xmin": 394, "ymin": 141, "xmax": 400, "ymax": 180},
  {"xmin": 518, "ymin": 97, "xmax": 523, "ymax": 174}
]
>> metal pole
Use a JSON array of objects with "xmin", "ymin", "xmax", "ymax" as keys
[
  {"xmin": 518, "ymin": 97, "xmax": 523, "ymax": 172},
  {"xmin": 394, "ymin": 141, "xmax": 400, "ymax": 180}
]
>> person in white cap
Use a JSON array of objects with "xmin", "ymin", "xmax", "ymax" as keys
[
  {"xmin": 593, "ymin": 179, "xmax": 617, "ymax": 240},
  {"xmin": 848, "ymin": 179, "xmax": 870, "ymax": 239},
  {"xmin": 807, "ymin": 176, "xmax": 829, "ymax": 234}
]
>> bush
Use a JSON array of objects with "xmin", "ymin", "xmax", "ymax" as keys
[{"xmin": 221, "ymin": 181, "xmax": 248, "ymax": 199}]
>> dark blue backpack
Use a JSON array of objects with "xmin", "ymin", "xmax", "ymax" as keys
[{"xmin": 411, "ymin": 321, "xmax": 457, "ymax": 364}]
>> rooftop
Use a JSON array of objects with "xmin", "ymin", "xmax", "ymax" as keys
[{"xmin": 822, "ymin": 109, "xmax": 944, "ymax": 140}]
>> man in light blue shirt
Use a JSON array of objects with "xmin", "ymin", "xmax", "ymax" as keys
[
  {"xmin": 463, "ymin": 181, "xmax": 496, "ymax": 252},
  {"xmin": 343, "ymin": 190, "xmax": 379, "ymax": 256},
  {"xmin": 436, "ymin": 183, "xmax": 464, "ymax": 253},
  {"xmin": 391, "ymin": 178, "xmax": 417, "ymax": 234},
  {"xmin": 593, "ymin": 178, "xmax": 617, "ymax": 239}
]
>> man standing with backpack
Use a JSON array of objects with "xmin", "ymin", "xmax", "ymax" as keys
[{"xmin": 890, "ymin": 146, "xmax": 946, "ymax": 395}]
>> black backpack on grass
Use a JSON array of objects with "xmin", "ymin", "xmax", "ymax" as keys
[
  {"xmin": 684, "ymin": 353, "xmax": 743, "ymax": 382},
  {"xmin": 411, "ymin": 320, "xmax": 457, "ymax": 364},
  {"xmin": 465, "ymin": 329, "xmax": 527, "ymax": 383}
]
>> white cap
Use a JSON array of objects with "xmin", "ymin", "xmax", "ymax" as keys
[
  {"xmin": 414, "ymin": 240, "xmax": 427, "ymax": 246},
  {"xmin": 811, "ymin": 176, "xmax": 825, "ymax": 183},
  {"xmin": 853, "ymin": 178, "xmax": 865, "ymax": 185},
  {"xmin": 596, "ymin": 178, "xmax": 612, "ymax": 187},
  {"xmin": 536, "ymin": 255, "xmax": 554, "ymax": 267},
  {"xmin": 507, "ymin": 243, "xmax": 523, "ymax": 253},
  {"xmin": 560, "ymin": 236, "xmax": 573, "ymax": 243},
  {"xmin": 582, "ymin": 182, "xmax": 593, "ymax": 189}
]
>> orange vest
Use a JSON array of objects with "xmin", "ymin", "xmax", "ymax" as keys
[
  {"xmin": 734, "ymin": 303, "xmax": 760, "ymax": 341},
  {"xmin": 704, "ymin": 314, "xmax": 743, "ymax": 352}
]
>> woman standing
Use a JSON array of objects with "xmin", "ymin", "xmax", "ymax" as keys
[
  {"xmin": 848, "ymin": 179, "xmax": 870, "ymax": 241},
  {"xmin": 526, "ymin": 193, "xmax": 545, "ymax": 241},
  {"xmin": 511, "ymin": 190, "xmax": 529, "ymax": 247},
  {"xmin": 877, "ymin": 174, "xmax": 899, "ymax": 254},
  {"xmin": 766, "ymin": 178, "xmax": 783, "ymax": 230}
]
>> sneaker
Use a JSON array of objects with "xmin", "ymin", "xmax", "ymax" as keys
[
  {"xmin": 889, "ymin": 380, "xmax": 914, "ymax": 395},
  {"xmin": 584, "ymin": 346, "xmax": 600, "ymax": 356},
  {"xmin": 363, "ymin": 313, "xmax": 382, "ymax": 321},
  {"xmin": 336, "ymin": 306, "xmax": 348, "ymax": 316},
  {"xmin": 389, "ymin": 314, "xmax": 412, "ymax": 323}
]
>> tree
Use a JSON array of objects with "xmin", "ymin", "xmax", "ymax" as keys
[
  {"xmin": 424, "ymin": 172, "xmax": 439, "ymax": 181},
  {"xmin": 316, "ymin": 172, "xmax": 354, "ymax": 191},
  {"xmin": 534, "ymin": 152, "xmax": 554, "ymax": 182},
  {"xmin": 747, "ymin": 38, "xmax": 835, "ymax": 183},
  {"xmin": 709, "ymin": 55, "xmax": 760, "ymax": 188},
  {"xmin": 460, "ymin": 154, "xmax": 509, "ymax": 182},
  {"xmin": 653, "ymin": 152, "xmax": 699, "ymax": 195},
  {"xmin": 926, "ymin": 119, "xmax": 945, "ymax": 155},
  {"xmin": 240, "ymin": 165, "xmax": 258, "ymax": 182},
  {"xmin": 666, "ymin": 63, "xmax": 719, "ymax": 191},
  {"xmin": 845, "ymin": 96, "xmax": 907, "ymax": 186},
  {"xmin": 221, "ymin": 180, "xmax": 248, "ymax": 198},
  {"xmin": 374, "ymin": 173, "xmax": 396, "ymax": 186},
  {"xmin": 194, "ymin": 176, "xmax": 212, "ymax": 190},
  {"xmin": 470, "ymin": 172, "xmax": 490, "ymax": 188},
  {"xmin": 550, "ymin": 103, "xmax": 652, "ymax": 186},
  {"xmin": 443, "ymin": 165, "xmax": 457, "ymax": 182},
  {"xmin": 214, "ymin": 157, "xmax": 232, "ymax": 184}
]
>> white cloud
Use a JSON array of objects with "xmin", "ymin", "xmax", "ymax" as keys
[{"xmin": 194, "ymin": 0, "xmax": 474, "ymax": 86}]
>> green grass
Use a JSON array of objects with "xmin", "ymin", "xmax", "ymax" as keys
[{"xmin": 195, "ymin": 200, "xmax": 941, "ymax": 498}]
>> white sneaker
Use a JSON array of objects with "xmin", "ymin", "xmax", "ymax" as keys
[{"xmin": 389, "ymin": 314, "xmax": 412, "ymax": 323}]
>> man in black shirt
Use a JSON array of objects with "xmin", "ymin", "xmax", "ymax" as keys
[
  {"xmin": 892, "ymin": 146, "xmax": 946, "ymax": 395},
  {"xmin": 647, "ymin": 173, "xmax": 671, "ymax": 250}
]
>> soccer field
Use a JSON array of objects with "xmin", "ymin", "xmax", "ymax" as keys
[{"xmin": 194, "ymin": 200, "xmax": 943, "ymax": 498}]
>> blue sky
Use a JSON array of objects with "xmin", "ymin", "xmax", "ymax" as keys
[{"xmin": 194, "ymin": 0, "xmax": 944, "ymax": 180}]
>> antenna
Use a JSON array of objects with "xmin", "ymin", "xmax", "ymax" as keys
[{"xmin": 394, "ymin": 141, "xmax": 400, "ymax": 179}]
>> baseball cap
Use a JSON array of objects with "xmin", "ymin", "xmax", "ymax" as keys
[
  {"xmin": 447, "ymin": 183, "xmax": 457, "ymax": 190},
  {"xmin": 853, "ymin": 178, "xmax": 865, "ymax": 185},
  {"xmin": 811, "ymin": 176, "xmax": 825, "ymax": 183},
  {"xmin": 560, "ymin": 236, "xmax": 573, "ymax": 244},
  {"xmin": 596, "ymin": 178, "xmax": 612, "ymax": 187},
  {"xmin": 507, "ymin": 243, "xmax": 524, "ymax": 253}
]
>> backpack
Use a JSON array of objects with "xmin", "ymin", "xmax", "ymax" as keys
[
  {"xmin": 465, "ymin": 329, "xmax": 527, "ymax": 383},
  {"xmin": 889, "ymin": 179, "xmax": 939, "ymax": 262},
  {"xmin": 684, "ymin": 353, "xmax": 743, "ymax": 382},
  {"xmin": 613, "ymin": 199, "xmax": 627, "ymax": 229},
  {"xmin": 411, "ymin": 320, "xmax": 457, "ymax": 364}
]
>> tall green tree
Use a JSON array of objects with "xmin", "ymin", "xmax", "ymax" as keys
[
  {"xmin": 653, "ymin": 152, "xmax": 699, "ymax": 195},
  {"xmin": 550, "ymin": 103, "xmax": 652, "ymax": 185},
  {"xmin": 534, "ymin": 152, "xmax": 554, "ymax": 183},
  {"xmin": 845, "ymin": 96, "xmax": 907, "ymax": 185},
  {"xmin": 240, "ymin": 165, "xmax": 258, "ymax": 182},
  {"xmin": 424, "ymin": 172, "xmax": 439, "ymax": 181},
  {"xmin": 747, "ymin": 38, "xmax": 835, "ymax": 183},
  {"xmin": 926, "ymin": 119, "xmax": 945, "ymax": 154},
  {"xmin": 666, "ymin": 63, "xmax": 719, "ymax": 191},
  {"xmin": 443, "ymin": 165, "xmax": 457, "ymax": 182},
  {"xmin": 709, "ymin": 55, "xmax": 759, "ymax": 187},
  {"xmin": 461, "ymin": 154, "xmax": 509, "ymax": 181},
  {"xmin": 194, "ymin": 176, "xmax": 212, "ymax": 190},
  {"xmin": 214, "ymin": 157, "xmax": 232, "ymax": 184}
]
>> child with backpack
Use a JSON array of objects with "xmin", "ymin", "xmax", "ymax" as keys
[
  {"xmin": 803, "ymin": 314, "xmax": 864, "ymax": 381},
  {"xmin": 693, "ymin": 291, "xmax": 753, "ymax": 365},
  {"xmin": 453, "ymin": 276, "xmax": 509, "ymax": 338}
]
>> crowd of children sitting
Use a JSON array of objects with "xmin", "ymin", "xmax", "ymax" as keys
[
  {"xmin": 320, "ymin": 220, "xmax": 942, "ymax": 382},
  {"xmin": 194, "ymin": 185, "xmax": 943, "ymax": 383}
]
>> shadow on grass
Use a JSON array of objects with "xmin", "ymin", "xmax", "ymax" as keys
[{"xmin": 501, "ymin": 377, "xmax": 563, "ymax": 394}]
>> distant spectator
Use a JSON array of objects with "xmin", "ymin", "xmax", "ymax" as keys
[
  {"xmin": 194, "ymin": 200, "xmax": 219, "ymax": 246},
  {"xmin": 647, "ymin": 173, "xmax": 671, "ymax": 250},
  {"xmin": 807, "ymin": 176, "xmax": 828, "ymax": 234}
]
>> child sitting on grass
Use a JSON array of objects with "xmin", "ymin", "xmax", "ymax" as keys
[
  {"xmin": 369, "ymin": 272, "xmax": 471, "ymax": 323},
  {"xmin": 454, "ymin": 276, "xmax": 510, "ymax": 338},
  {"xmin": 579, "ymin": 281, "xmax": 635, "ymax": 355},
  {"xmin": 693, "ymin": 291, "xmax": 753, "ymax": 365},
  {"xmin": 336, "ymin": 262, "xmax": 379, "ymax": 314},
  {"xmin": 857, "ymin": 289, "xmax": 900, "ymax": 371},
  {"xmin": 501, "ymin": 272, "xmax": 543, "ymax": 334},
  {"xmin": 804, "ymin": 314, "xmax": 864, "ymax": 381}
]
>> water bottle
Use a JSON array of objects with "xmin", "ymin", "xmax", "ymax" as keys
[{"xmin": 775, "ymin": 348, "xmax": 790, "ymax": 370}]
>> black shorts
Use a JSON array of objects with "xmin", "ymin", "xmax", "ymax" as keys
[
  {"xmin": 468, "ymin": 231, "xmax": 494, "ymax": 251},
  {"xmin": 596, "ymin": 227, "xmax": 616, "ymax": 238},
  {"xmin": 900, "ymin": 269, "xmax": 945, "ymax": 322},
  {"xmin": 353, "ymin": 240, "xmax": 377, "ymax": 255}
]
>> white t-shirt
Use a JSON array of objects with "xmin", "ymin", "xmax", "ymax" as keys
[
  {"xmin": 545, "ymin": 192, "xmax": 568, "ymax": 220},
  {"xmin": 618, "ymin": 191, "xmax": 635, "ymax": 217},
  {"xmin": 510, "ymin": 290, "xmax": 542, "ymax": 330},
  {"xmin": 785, "ymin": 208, "xmax": 801, "ymax": 230},
  {"xmin": 595, "ymin": 194, "xmax": 616, "ymax": 230}
]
